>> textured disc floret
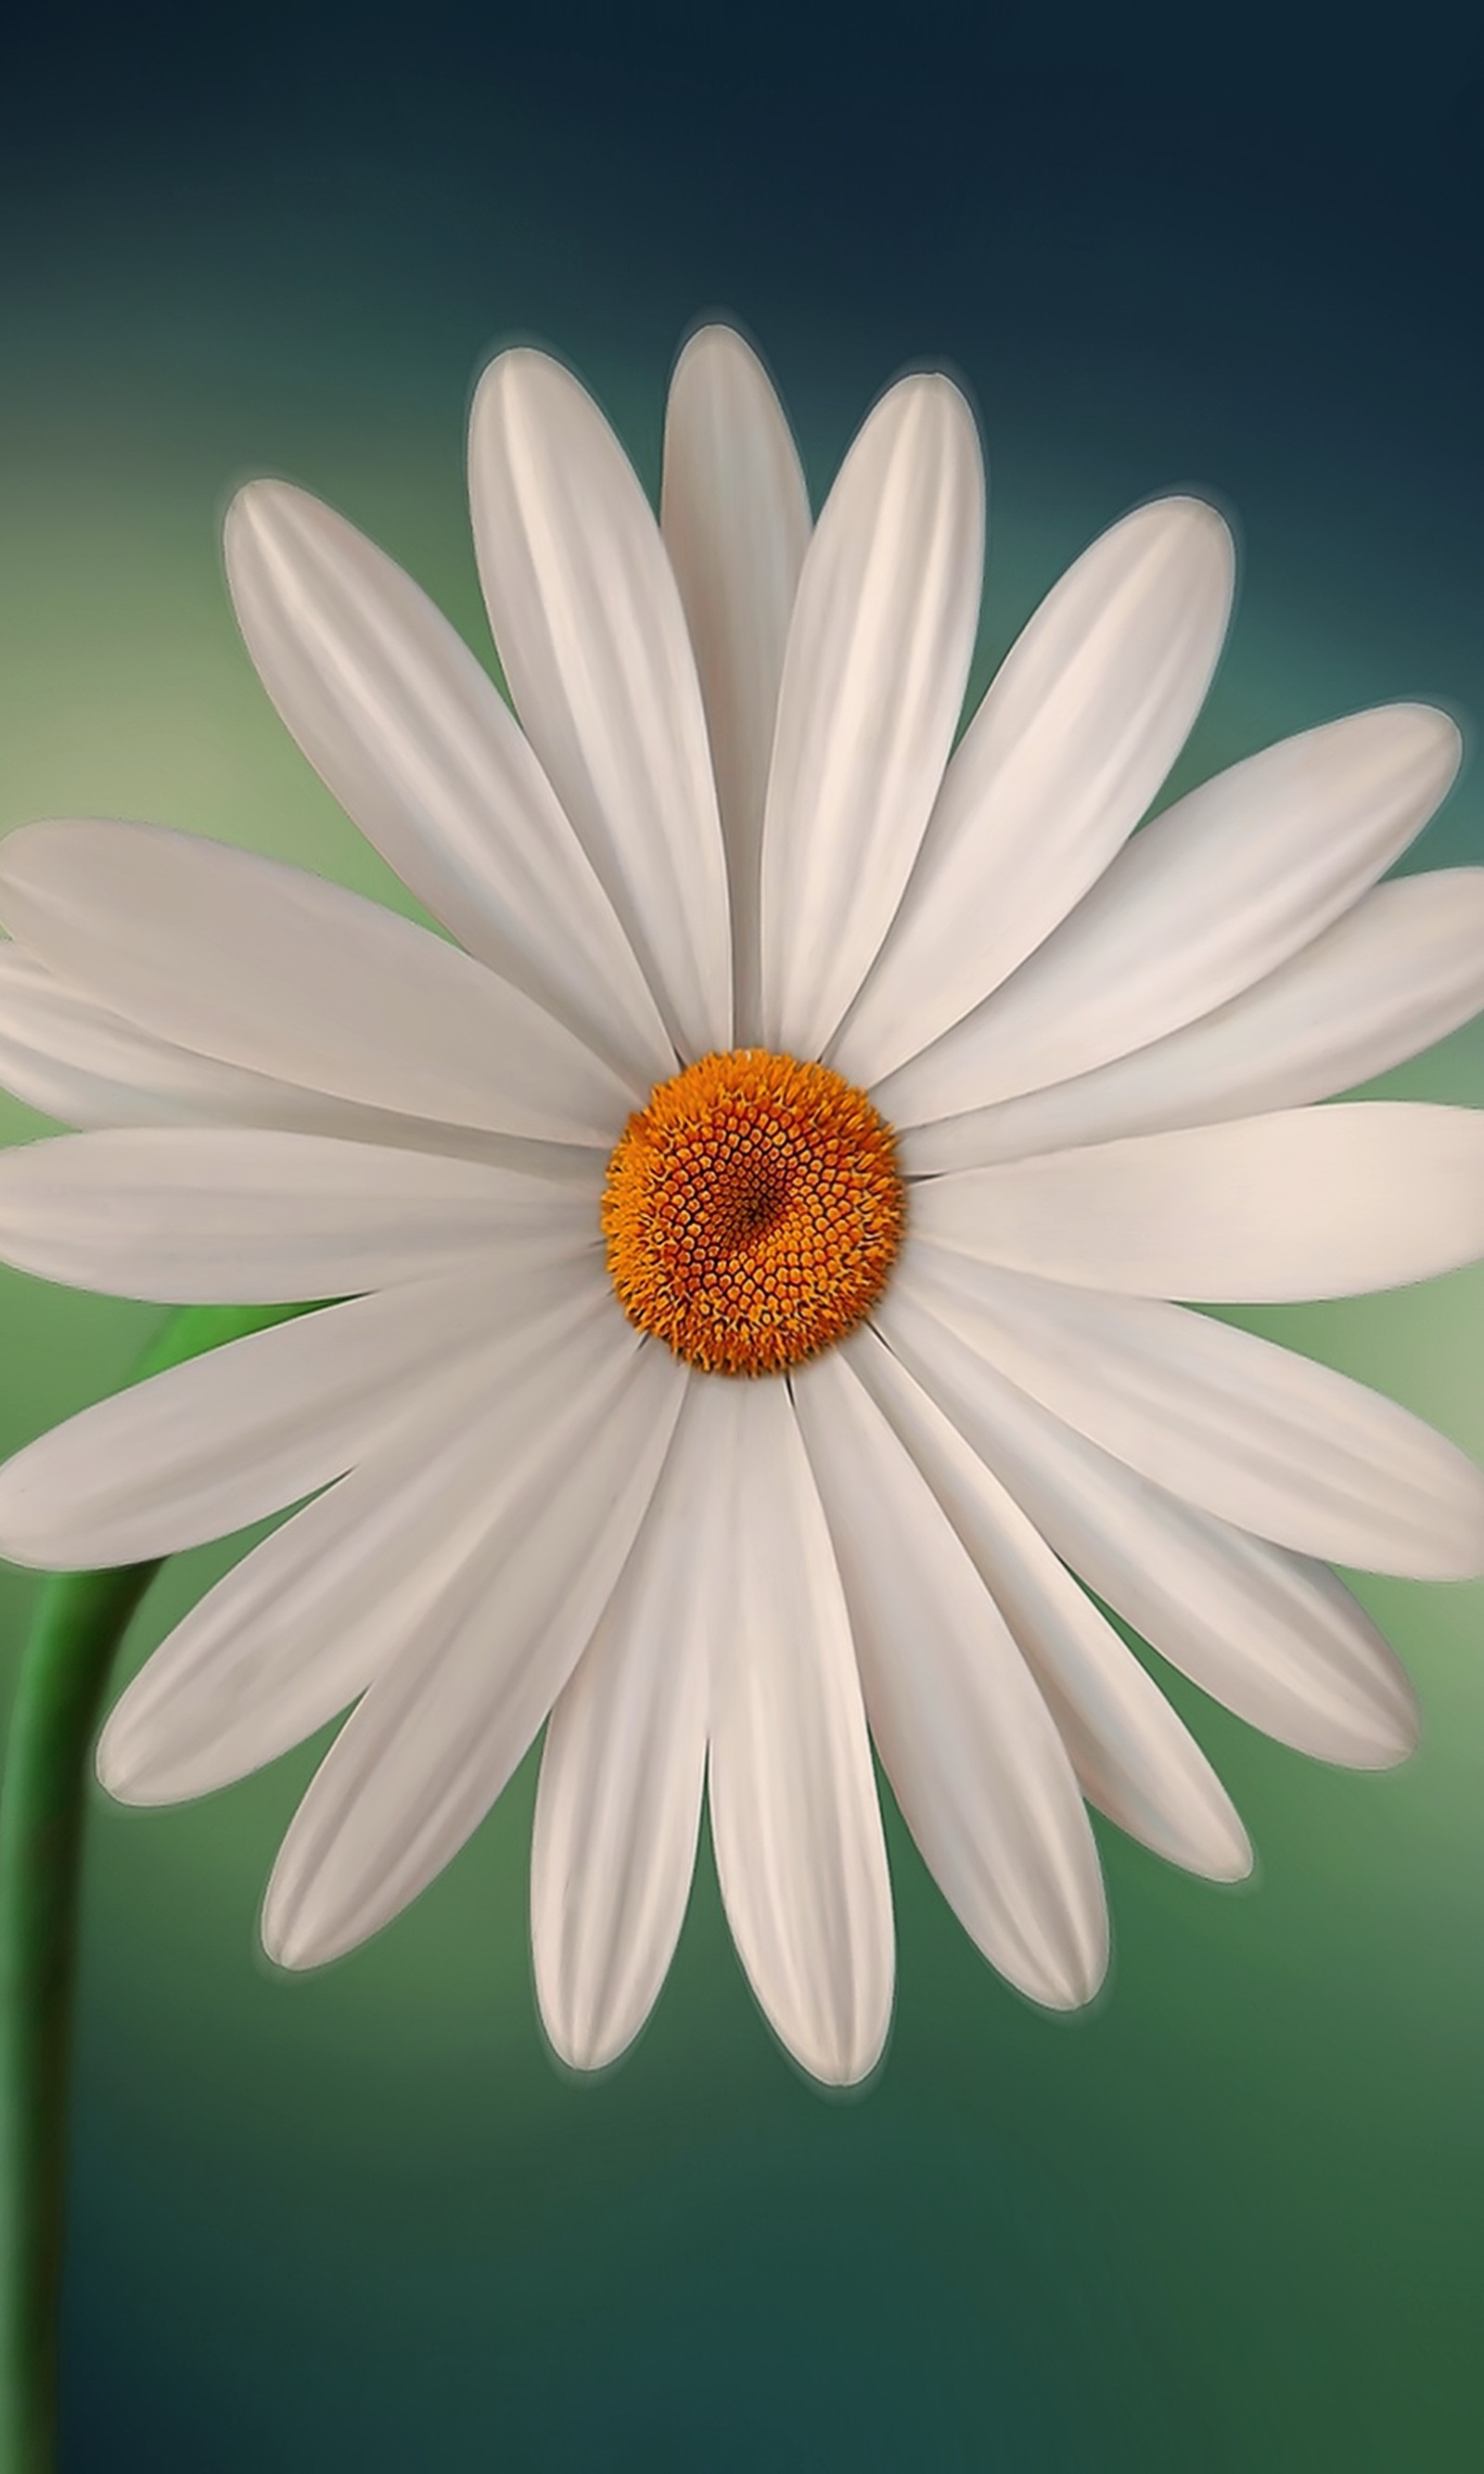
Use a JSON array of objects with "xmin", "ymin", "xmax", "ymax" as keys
[{"xmin": 602, "ymin": 1049, "xmax": 906, "ymax": 1375}]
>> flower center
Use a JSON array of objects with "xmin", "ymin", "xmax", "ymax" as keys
[{"xmin": 602, "ymin": 1049, "xmax": 906, "ymax": 1376}]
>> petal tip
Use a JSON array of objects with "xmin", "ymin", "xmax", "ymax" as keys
[
  {"xmin": 543, "ymin": 2010, "xmax": 637, "ymax": 2077},
  {"xmin": 1356, "ymin": 1703, "xmax": 1422, "ymax": 1773},
  {"xmin": 672, "ymin": 320, "xmax": 756, "ymax": 379},
  {"xmin": 224, "ymin": 475, "xmax": 311, "ymax": 559},
  {"xmin": 472, "ymin": 344, "xmax": 569, "ymax": 420},
  {"xmin": 0, "ymin": 819, "xmax": 57, "ymax": 895},
  {"xmin": 769, "ymin": 1978, "xmax": 893, "ymax": 2089},
  {"xmin": 1430, "ymin": 1487, "xmax": 1484, "ymax": 1582},
  {"xmin": 1154, "ymin": 493, "xmax": 1236, "ymax": 583},
  {"xmin": 0, "ymin": 1505, "xmax": 68, "ymax": 1574},
  {"xmin": 871, "ymin": 364, "xmax": 978, "ymax": 448},
  {"xmin": 1018, "ymin": 1908, "xmax": 1111, "ymax": 2013},
  {"xmin": 96, "ymin": 1711, "xmax": 196, "ymax": 1810},
  {"xmin": 1322, "ymin": 1665, "xmax": 1422, "ymax": 1772},
  {"xmin": 94, "ymin": 1718, "xmax": 138, "ymax": 1802},
  {"xmin": 1203, "ymin": 1817, "xmax": 1257, "ymax": 1886},
  {"xmin": 1363, "ymin": 698, "xmax": 1465, "ymax": 793},
  {"xmin": 260, "ymin": 1907, "xmax": 321, "ymax": 1974},
  {"xmin": 918, "ymin": 366, "xmax": 973, "ymax": 414},
  {"xmin": 224, "ymin": 480, "xmax": 340, "ymax": 627},
  {"xmin": 260, "ymin": 1874, "xmax": 331, "ymax": 1973},
  {"xmin": 800, "ymin": 2018, "xmax": 891, "ymax": 2090}
]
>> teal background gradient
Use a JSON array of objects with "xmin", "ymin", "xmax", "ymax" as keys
[{"xmin": 1, "ymin": 8, "xmax": 1482, "ymax": 2467}]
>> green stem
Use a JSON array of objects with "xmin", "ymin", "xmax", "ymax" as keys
[{"xmin": 0, "ymin": 1301, "xmax": 321, "ymax": 2473}]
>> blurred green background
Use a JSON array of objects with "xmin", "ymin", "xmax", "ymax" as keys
[{"xmin": 1, "ymin": 6, "xmax": 1481, "ymax": 2466}]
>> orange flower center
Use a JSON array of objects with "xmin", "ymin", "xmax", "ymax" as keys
[{"xmin": 602, "ymin": 1049, "xmax": 906, "ymax": 1377}]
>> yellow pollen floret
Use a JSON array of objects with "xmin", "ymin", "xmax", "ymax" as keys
[{"xmin": 602, "ymin": 1048, "xmax": 906, "ymax": 1377}]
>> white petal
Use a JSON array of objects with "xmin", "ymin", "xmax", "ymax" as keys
[
  {"xmin": 910, "ymin": 1104, "xmax": 1484, "ymax": 1300},
  {"xmin": 833, "ymin": 496, "xmax": 1234, "ymax": 1088},
  {"xmin": 876, "ymin": 704, "xmax": 1461, "ymax": 1125},
  {"xmin": 0, "ymin": 945, "xmax": 602, "ymax": 1184},
  {"xmin": 0, "ymin": 1128, "xmax": 598, "ymax": 1303},
  {"xmin": 758, "ymin": 374, "xmax": 984, "ymax": 1059},
  {"xmin": 902, "ymin": 1246, "xmax": 1484, "ymax": 1580},
  {"xmin": 877, "ymin": 1282, "xmax": 1419, "ymax": 1767},
  {"xmin": 0, "ymin": 1254, "xmax": 601, "ymax": 1570},
  {"xmin": 96, "ymin": 1348, "xmax": 538, "ymax": 1804},
  {"xmin": 0, "ymin": 943, "xmax": 290, "ymax": 1131},
  {"xmin": 262, "ymin": 1323, "xmax": 685, "ymax": 1969},
  {"xmin": 702, "ymin": 1378, "xmax": 893, "ymax": 2084},
  {"xmin": 661, "ymin": 326, "xmax": 812, "ymax": 1045},
  {"xmin": 468, "ymin": 349, "xmax": 731, "ymax": 1058},
  {"xmin": 793, "ymin": 1349, "xmax": 1108, "ymax": 2006},
  {"xmin": 0, "ymin": 821, "xmax": 630, "ymax": 1146},
  {"xmin": 531, "ymin": 1376, "xmax": 712, "ymax": 2070},
  {"xmin": 901, "ymin": 868, "xmax": 1484, "ymax": 1173},
  {"xmin": 840, "ymin": 1325, "xmax": 1250, "ymax": 1880},
  {"xmin": 224, "ymin": 483, "xmax": 673, "ymax": 1089}
]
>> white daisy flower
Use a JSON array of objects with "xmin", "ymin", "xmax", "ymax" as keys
[{"xmin": 0, "ymin": 325, "xmax": 1481, "ymax": 2088}]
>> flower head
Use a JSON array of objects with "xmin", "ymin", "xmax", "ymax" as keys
[
  {"xmin": 602, "ymin": 1047, "xmax": 905, "ymax": 1375},
  {"xmin": 0, "ymin": 323, "xmax": 1480, "ymax": 2084}
]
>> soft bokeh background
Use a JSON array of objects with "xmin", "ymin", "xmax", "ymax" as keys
[{"xmin": 1, "ymin": 6, "xmax": 1481, "ymax": 2466}]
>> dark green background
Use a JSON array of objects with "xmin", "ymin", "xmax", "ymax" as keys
[{"xmin": 1, "ymin": 7, "xmax": 1481, "ymax": 2466}]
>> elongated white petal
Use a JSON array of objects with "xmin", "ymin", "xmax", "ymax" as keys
[
  {"xmin": 262, "ymin": 1324, "xmax": 685, "ymax": 1969},
  {"xmin": 531, "ymin": 1377, "xmax": 711, "ymax": 2070},
  {"xmin": 877, "ymin": 1283, "xmax": 1419, "ymax": 1766},
  {"xmin": 703, "ymin": 1378, "xmax": 893, "ymax": 2084},
  {"xmin": 225, "ymin": 483, "xmax": 672, "ymax": 1088},
  {"xmin": 0, "ymin": 945, "xmax": 604, "ymax": 1183},
  {"xmin": 468, "ymin": 349, "xmax": 731, "ymax": 1058},
  {"xmin": 0, "ymin": 822, "xmax": 632, "ymax": 1145},
  {"xmin": 833, "ymin": 497, "xmax": 1234, "ymax": 1088},
  {"xmin": 0, "ymin": 943, "xmax": 303, "ymax": 1131},
  {"xmin": 0, "ymin": 1255, "xmax": 601, "ymax": 1570},
  {"xmin": 661, "ymin": 326, "xmax": 812, "ymax": 1046},
  {"xmin": 902, "ymin": 1246, "xmax": 1484, "ymax": 1580},
  {"xmin": 793, "ymin": 1350, "xmax": 1108, "ymax": 2006},
  {"xmin": 0, "ymin": 1127, "xmax": 598, "ymax": 1302},
  {"xmin": 840, "ymin": 1326, "xmax": 1250, "ymax": 1879},
  {"xmin": 901, "ymin": 869, "xmax": 1484, "ymax": 1173},
  {"xmin": 96, "ymin": 1345, "xmax": 545, "ymax": 1804},
  {"xmin": 877, "ymin": 704, "xmax": 1461, "ymax": 1125},
  {"xmin": 759, "ymin": 374, "xmax": 984, "ymax": 1058},
  {"xmin": 911, "ymin": 1104, "xmax": 1484, "ymax": 1300}
]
